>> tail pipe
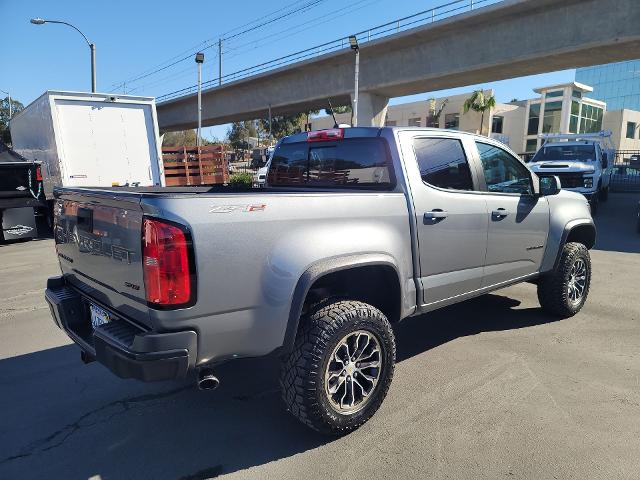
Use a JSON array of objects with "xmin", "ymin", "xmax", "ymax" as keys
[{"xmin": 197, "ymin": 368, "xmax": 220, "ymax": 391}]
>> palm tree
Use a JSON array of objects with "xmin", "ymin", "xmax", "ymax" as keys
[{"xmin": 463, "ymin": 90, "xmax": 496, "ymax": 136}]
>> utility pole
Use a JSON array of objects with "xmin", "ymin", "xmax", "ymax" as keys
[
  {"xmin": 349, "ymin": 36, "xmax": 360, "ymax": 127},
  {"xmin": 195, "ymin": 52, "xmax": 205, "ymax": 148},
  {"xmin": 268, "ymin": 104, "xmax": 272, "ymax": 144},
  {"xmin": 218, "ymin": 39, "xmax": 222, "ymax": 86}
]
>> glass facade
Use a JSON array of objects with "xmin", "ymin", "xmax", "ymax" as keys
[
  {"xmin": 527, "ymin": 104, "xmax": 540, "ymax": 135},
  {"xmin": 570, "ymin": 101, "xmax": 580, "ymax": 133},
  {"xmin": 542, "ymin": 101, "xmax": 563, "ymax": 133},
  {"xmin": 579, "ymin": 104, "xmax": 603, "ymax": 133},
  {"xmin": 576, "ymin": 60, "xmax": 640, "ymax": 111},
  {"xmin": 525, "ymin": 139, "xmax": 538, "ymax": 153}
]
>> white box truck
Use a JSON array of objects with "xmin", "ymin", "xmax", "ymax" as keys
[{"xmin": 10, "ymin": 91, "xmax": 165, "ymax": 206}]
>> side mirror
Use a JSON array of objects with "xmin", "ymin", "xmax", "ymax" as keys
[{"xmin": 540, "ymin": 175, "xmax": 561, "ymax": 196}]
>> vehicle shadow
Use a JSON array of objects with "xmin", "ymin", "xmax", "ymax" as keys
[
  {"xmin": 592, "ymin": 192, "xmax": 640, "ymax": 254},
  {"xmin": 394, "ymin": 293, "xmax": 557, "ymax": 362},
  {"xmin": 0, "ymin": 293, "xmax": 559, "ymax": 480}
]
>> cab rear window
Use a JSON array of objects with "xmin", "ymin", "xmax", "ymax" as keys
[{"xmin": 267, "ymin": 138, "xmax": 393, "ymax": 189}]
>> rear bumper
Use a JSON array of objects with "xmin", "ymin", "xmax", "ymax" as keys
[{"xmin": 45, "ymin": 276, "xmax": 197, "ymax": 382}]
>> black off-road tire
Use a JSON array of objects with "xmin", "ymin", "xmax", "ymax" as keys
[
  {"xmin": 537, "ymin": 242, "xmax": 591, "ymax": 318},
  {"xmin": 280, "ymin": 300, "xmax": 396, "ymax": 435},
  {"xmin": 599, "ymin": 186, "xmax": 609, "ymax": 202}
]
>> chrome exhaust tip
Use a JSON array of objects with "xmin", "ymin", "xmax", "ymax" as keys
[{"xmin": 197, "ymin": 368, "xmax": 220, "ymax": 391}]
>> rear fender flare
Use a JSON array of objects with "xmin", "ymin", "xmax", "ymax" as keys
[{"xmin": 280, "ymin": 253, "xmax": 401, "ymax": 354}]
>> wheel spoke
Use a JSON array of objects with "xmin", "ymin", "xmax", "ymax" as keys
[
  {"xmin": 357, "ymin": 359, "xmax": 380, "ymax": 369},
  {"xmin": 356, "ymin": 347, "xmax": 380, "ymax": 363},
  {"xmin": 354, "ymin": 333, "xmax": 371, "ymax": 361},
  {"xmin": 352, "ymin": 377, "xmax": 369, "ymax": 398},
  {"xmin": 328, "ymin": 375, "xmax": 346, "ymax": 395}
]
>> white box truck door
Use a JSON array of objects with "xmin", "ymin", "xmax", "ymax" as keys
[{"xmin": 55, "ymin": 100, "xmax": 158, "ymax": 187}]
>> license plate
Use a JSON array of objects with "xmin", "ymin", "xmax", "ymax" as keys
[{"xmin": 89, "ymin": 304, "xmax": 111, "ymax": 329}]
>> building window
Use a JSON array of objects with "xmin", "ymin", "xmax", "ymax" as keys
[
  {"xmin": 385, "ymin": 120, "xmax": 397, "ymax": 126},
  {"xmin": 626, "ymin": 121, "xmax": 637, "ymax": 139},
  {"xmin": 527, "ymin": 104, "xmax": 540, "ymax": 135},
  {"xmin": 572, "ymin": 90, "xmax": 582, "ymax": 99},
  {"xmin": 444, "ymin": 113, "xmax": 459, "ymax": 130},
  {"xmin": 526, "ymin": 139, "xmax": 538, "ymax": 153},
  {"xmin": 569, "ymin": 101, "xmax": 580, "ymax": 133},
  {"xmin": 579, "ymin": 104, "xmax": 603, "ymax": 133},
  {"xmin": 425, "ymin": 116, "xmax": 439, "ymax": 128},
  {"xmin": 491, "ymin": 116, "xmax": 504, "ymax": 134},
  {"xmin": 542, "ymin": 101, "xmax": 563, "ymax": 133},
  {"xmin": 546, "ymin": 90, "xmax": 563, "ymax": 98},
  {"xmin": 408, "ymin": 117, "xmax": 422, "ymax": 127},
  {"xmin": 414, "ymin": 137, "xmax": 473, "ymax": 190}
]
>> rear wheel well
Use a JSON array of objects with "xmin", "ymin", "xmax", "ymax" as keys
[
  {"xmin": 566, "ymin": 224, "xmax": 596, "ymax": 249},
  {"xmin": 302, "ymin": 265, "xmax": 401, "ymax": 324}
]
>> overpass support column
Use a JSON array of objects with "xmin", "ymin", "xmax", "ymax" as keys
[{"xmin": 351, "ymin": 92, "xmax": 389, "ymax": 127}]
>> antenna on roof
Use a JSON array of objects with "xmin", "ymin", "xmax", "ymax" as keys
[{"xmin": 327, "ymin": 98, "xmax": 339, "ymax": 128}]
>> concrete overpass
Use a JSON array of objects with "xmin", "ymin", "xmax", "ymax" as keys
[{"xmin": 157, "ymin": 0, "xmax": 640, "ymax": 131}]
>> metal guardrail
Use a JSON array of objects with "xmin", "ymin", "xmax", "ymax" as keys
[
  {"xmin": 157, "ymin": 0, "xmax": 499, "ymax": 103},
  {"xmin": 611, "ymin": 151, "xmax": 640, "ymax": 192}
]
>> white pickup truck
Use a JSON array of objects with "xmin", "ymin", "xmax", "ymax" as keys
[{"xmin": 529, "ymin": 132, "xmax": 614, "ymax": 214}]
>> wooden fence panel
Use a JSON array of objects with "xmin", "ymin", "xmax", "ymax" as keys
[{"xmin": 162, "ymin": 145, "xmax": 230, "ymax": 186}]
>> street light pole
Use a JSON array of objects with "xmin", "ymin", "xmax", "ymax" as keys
[
  {"xmin": 195, "ymin": 52, "xmax": 205, "ymax": 148},
  {"xmin": 90, "ymin": 43, "xmax": 96, "ymax": 93},
  {"xmin": 30, "ymin": 18, "xmax": 96, "ymax": 93},
  {"xmin": 349, "ymin": 35, "xmax": 360, "ymax": 127}
]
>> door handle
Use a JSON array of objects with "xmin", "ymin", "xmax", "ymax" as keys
[
  {"xmin": 424, "ymin": 210, "xmax": 448, "ymax": 222},
  {"xmin": 491, "ymin": 208, "xmax": 509, "ymax": 219}
]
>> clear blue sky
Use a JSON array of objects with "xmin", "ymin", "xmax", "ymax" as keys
[{"xmin": 2, "ymin": 0, "xmax": 574, "ymax": 140}]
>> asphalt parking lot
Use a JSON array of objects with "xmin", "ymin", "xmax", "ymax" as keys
[{"xmin": 1, "ymin": 193, "xmax": 639, "ymax": 480}]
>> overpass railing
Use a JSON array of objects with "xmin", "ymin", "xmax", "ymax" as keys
[{"xmin": 157, "ymin": 0, "xmax": 500, "ymax": 103}]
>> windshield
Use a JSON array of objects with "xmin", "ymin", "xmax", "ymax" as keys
[{"xmin": 532, "ymin": 144, "xmax": 596, "ymax": 162}]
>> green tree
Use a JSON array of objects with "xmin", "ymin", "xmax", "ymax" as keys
[
  {"xmin": 227, "ymin": 121, "xmax": 257, "ymax": 150},
  {"xmin": 463, "ymin": 90, "xmax": 496, "ymax": 136},
  {"xmin": 304, "ymin": 109, "xmax": 320, "ymax": 131},
  {"xmin": 259, "ymin": 113, "xmax": 305, "ymax": 141},
  {"xmin": 324, "ymin": 105, "xmax": 351, "ymax": 116},
  {"xmin": 324, "ymin": 104, "xmax": 353, "ymax": 126},
  {"xmin": 162, "ymin": 129, "xmax": 213, "ymax": 147},
  {"xmin": 1, "ymin": 97, "xmax": 25, "ymax": 145},
  {"xmin": 426, "ymin": 98, "xmax": 448, "ymax": 127}
]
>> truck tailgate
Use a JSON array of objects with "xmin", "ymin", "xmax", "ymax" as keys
[{"xmin": 54, "ymin": 192, "xmax": 149, "ymax": 325}]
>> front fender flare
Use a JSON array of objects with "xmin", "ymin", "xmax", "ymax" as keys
[{"xmin": 541, "ymin": 218, "xmax": 596, "ymax": 273}]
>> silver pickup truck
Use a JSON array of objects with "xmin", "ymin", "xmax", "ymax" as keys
[{"xmin": 45, "ymin": 127, "xmax": 595, "ymax": 435}]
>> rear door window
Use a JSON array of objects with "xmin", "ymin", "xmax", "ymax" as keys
[
  {"xmin": 268, "ymin": 138, "xmax": 393, "ymax": 188},
  {"xmin": 413, "ymin": 137, "xmax": 474, "ymax": 191}
]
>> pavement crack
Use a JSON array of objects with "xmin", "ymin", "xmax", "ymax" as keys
[{"xmin": 0, "ymin": 385, "xmax": 192, "ymax": 465}]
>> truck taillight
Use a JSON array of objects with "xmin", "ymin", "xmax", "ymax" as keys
[
  {"xmin": 36, "ymin": 166, "xmax": 43, "ymax": 181},
  {"xmin": 143, "ymin": 218, "xmax": 194, "ymax": 308},
  {"xmin": 307, "ymin": 128, "xmax": 344, "ymax": 142}
]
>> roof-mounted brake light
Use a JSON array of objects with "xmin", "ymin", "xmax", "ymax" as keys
[{"xmin": 307, "ymin": 128, "xmax": 344, "ymax": 142}]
